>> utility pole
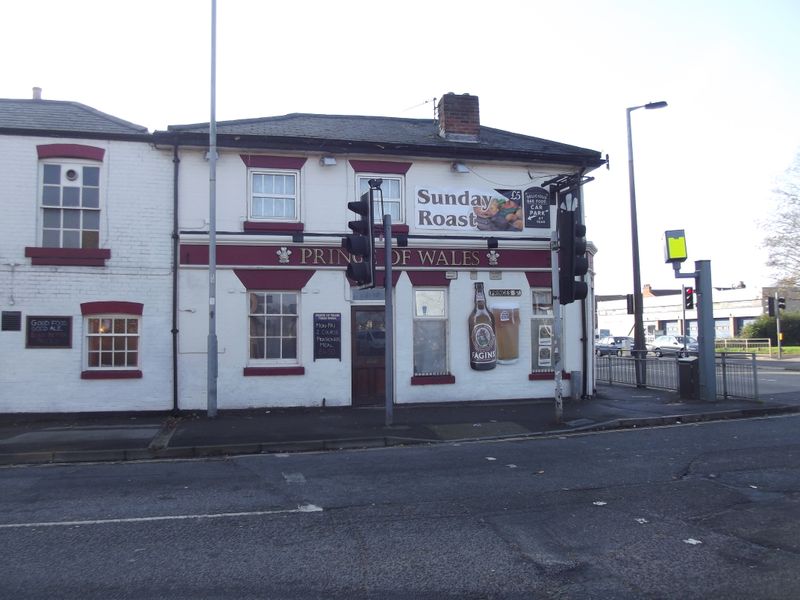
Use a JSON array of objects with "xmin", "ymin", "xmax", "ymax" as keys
[{"xmin": 206, "ymin": 0, "xmax": 218, "ymax": 418}]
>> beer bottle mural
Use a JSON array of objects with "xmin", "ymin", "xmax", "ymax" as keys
[{"xmin": 469, "ymin": 282, "xmax": 497, "ymax": 370}]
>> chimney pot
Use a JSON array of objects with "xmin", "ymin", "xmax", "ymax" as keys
[{"xmin": 32, "ymin": 87, "xmax": 42, "ymax": 100}]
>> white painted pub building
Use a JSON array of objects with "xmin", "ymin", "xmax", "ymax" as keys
[{"xmin": 0, "ymin": 92, "xmax": 604, "ymax": 413}]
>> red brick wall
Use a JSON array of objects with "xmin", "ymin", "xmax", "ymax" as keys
[{"xmin": 437, "ymin": 93, "xmax": 480, "ymax": 137}]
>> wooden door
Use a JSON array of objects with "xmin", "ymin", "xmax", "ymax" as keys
[{"xmin": 351, "ymin": 306, "xmax": 385, "ymax": 406}]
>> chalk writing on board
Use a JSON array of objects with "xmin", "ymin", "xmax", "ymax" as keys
[
  {"xmin": 313, "ymin": 313, "xmax": 341, "ymax": 360},
  {"xmin": 26, "ymin": 316, "xmax": 72, "ymax": 348}
]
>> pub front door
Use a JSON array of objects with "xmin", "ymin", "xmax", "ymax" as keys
[{"xmin": 351, "ymin": 306, "xmax": 386, "ymax": 406}]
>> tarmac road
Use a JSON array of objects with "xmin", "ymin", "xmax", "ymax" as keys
[{"xmin": 1, "ymin": 414, "xmax": 799, "ymax": 599}]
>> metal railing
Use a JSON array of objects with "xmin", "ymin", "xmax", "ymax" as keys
[
  {"xmin": 715, "ymin": 338, "xmax": 772, "ymax": 356},
  {"xmin": 596, "ymin": 352, "xmax": 759, "ymax": 401},
  {"xmin": 717, "ymin": 352, "xmax": 759, "ymax": 400}
]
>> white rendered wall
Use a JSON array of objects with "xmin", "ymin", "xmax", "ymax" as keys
[{"xmin": 0, "ymin": 136, "xmax": 174, "ymax": 412}]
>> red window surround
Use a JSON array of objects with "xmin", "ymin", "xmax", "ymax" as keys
[
  {"xmin": 240, "ymin": 155, "xmax": 307, "ymax": 232},
  {"xmin": 348, "ymin": 160, "xmax": 412, "ymax": 175},
  {"xmin": 30, "ymin": 144, "xmax": 110, "ymax": 266},
  {"xmin": 233, "ymin": 269, "xmax": 314, "ymax": 290},
  {"xmin": 25, "ymin": 247, "xmax": 111, "ymax": 267},
  {"xmin": 236, "ymin": 270, "xmax": 310, "ymax": 377},
  {"xmin": 407, "ymin": 272, "xmax": 452, "ymax": 385},
  {"xmin": 243, "ymin": 366, "xmax": 305, "ymax": 377},
  {"xmin": 405, "ymin": 271, "xmax": 452, "ymax": 287},
  {"xmin": 240, "ymin": 155, "xmax": 307, "ymax": 170},
  {"xmin": 81, "ymin": 370, "xmax": 142, "ymax": 380},
  {"xmin": 411, "ymin": 374, "xmax": 456, "ymax": 386},
  {"xmin": 37, "ymin": 144, "xmax": 105, "ymax": 161},
  {"xmin": 81, "ymin": 301, "xmax": 143, "ymax": 316},
  {"xmin": 529, "ymin": 371, "xmax": 571, "ymax": 381},
  {"xmin": 243, "ymin": 221, "xmax": 304, "ymax": 233},
  {"xmin": 526, "ymin": 272, "xmax": 551, "ymax": 287},
  {"xmin": 80, "ymin": 301, "xmax": 144, "ymax": 380}
]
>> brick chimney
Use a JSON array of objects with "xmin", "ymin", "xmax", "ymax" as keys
[{"xmin": 437, "ymin": 93, "xmax": 480, "ymax": 141}]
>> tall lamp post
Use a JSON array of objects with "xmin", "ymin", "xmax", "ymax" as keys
[{"xmin": 627, "ymin": 100, "xmax": 667, "ymax": 387}]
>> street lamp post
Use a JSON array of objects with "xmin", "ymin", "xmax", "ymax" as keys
[{"xmin": 627, "ymin": 100, "xmax": 667, "ymax": 387}]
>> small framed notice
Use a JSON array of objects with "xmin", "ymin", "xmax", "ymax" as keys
[
  {"xmin": 313, "ymin": 313, "xmax": 341, "ymax": 361},
  {"xmin": 26, "ymin": 316, "xmax": 72, "ymax": 348}
]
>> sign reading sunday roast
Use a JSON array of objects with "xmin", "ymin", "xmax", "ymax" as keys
[{"xmin": 415, "ymin": 187, "xmax": 526, "ymax": 233}]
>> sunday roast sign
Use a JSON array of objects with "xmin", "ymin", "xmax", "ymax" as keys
[{"xmin": 414, "ymin": 186, "xmax": 550, "ymax": 233}]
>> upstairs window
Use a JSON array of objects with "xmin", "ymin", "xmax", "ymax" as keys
[
  {"xmin": 41, "ymin": 163, "xmax": 101, "ymax": 248},
  {"xmin": 358, "ymin": 175, "xmax": 403, "ymax": 224},
  {"xmin": 250, "ymin": 171, "xmax": 298, "ymax": 221}
]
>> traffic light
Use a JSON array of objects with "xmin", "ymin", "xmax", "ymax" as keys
[
  {"xmin": 557, "ymin": 206, "xmax": 589, "ymax": 305},
  {"xmin": 342, "ymin": 189, "xmax": 375, "ymax": 288},
  {"xmin": 767, "ymin": 297, "xmax": 775, "ymax": 317},
  {"xmin": 683, "ymin": 286, "xmax": 694, "ymax": 310},
  {"xmin": 778, "ymin": 296, "xmax": 786, "ymax": 311}
]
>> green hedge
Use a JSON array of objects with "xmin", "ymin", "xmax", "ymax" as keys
[{"xmin": 740, "ymin": 313, "xmax": 800, "ymax": 345}]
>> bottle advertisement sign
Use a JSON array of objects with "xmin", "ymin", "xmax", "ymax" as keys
[
  {"xmin": 415, "ymin": 186, "xmax": 550, "ymax": 233},
  {"xmin": 469, "ymin": 283, "xmax": 520, "ymax": 370}
]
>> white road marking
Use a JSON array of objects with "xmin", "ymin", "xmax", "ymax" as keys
[{"xmin": 0, "ymin": 504, "xmax": 323, "ymax": 529}]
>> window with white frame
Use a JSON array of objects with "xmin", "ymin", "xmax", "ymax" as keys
[
  {"xmin": 85, "ymin": 315, "xmax": 139, "ymax": 369},
  {"xmin": 531, "ymin": 287, "xmax": 556, "ymax": 370},
  {"xmin": 249, "ymin": 291, "xmax": 298, "ymax": 361},
  {"xmin": 412, "ymin": 288, "xmax": 448, "ymax": 376},
  {"xmin": 40, "ymin": 163, "xmax": 101, "ymax": 248},
  {"xmin": 358, "ymin": 175, "xmax": 403, "ymax": 223},
  {"xmin": 250, "ymin": 171, "xmax": 298, "ymax": 220}
]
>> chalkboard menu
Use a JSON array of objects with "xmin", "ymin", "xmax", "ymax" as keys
[
  {"xmin": 26, "ymin": 316, "xmax": 72, "ymax": 348},
  {"xmin": 524, "ymin": 186, "xmax": 551, "ymax": 229},
  {"xmin": 313, "ymin": 313, "xmax": 341, "ymax": 360}
]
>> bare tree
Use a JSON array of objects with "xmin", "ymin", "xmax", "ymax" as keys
[{"xmin": 763, "ymin": 151, "xmax": 800, "ymax": 286}]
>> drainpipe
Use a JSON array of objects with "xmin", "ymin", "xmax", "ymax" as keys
[{"xmin": 171, "ymin": 144, "xmax": 180, "ymax": 415}]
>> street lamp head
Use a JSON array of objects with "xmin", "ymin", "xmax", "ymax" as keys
[{"xmin": 645, "ymin": 101, "xmax": 668, "ymax": 110}]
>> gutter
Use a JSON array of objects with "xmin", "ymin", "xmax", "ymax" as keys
[{"xmin": 171, "ymin": 144, "xmax": 180, "ymax": 415}]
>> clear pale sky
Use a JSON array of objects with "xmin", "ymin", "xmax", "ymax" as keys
[{"xmin": 4, "ymin": 0, "xmax": 799, "ymax": 295}]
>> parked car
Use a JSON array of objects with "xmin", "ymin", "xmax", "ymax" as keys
[
  {"xmin": 596, "ymin": 336, "xmax": 633, "ymax": 356},
  {"xmin": 647, "ymin": 335, "xmax": 698, "ymax": 357}
]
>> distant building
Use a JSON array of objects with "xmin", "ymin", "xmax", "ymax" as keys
[{"xmin": 596, "ymin": 284, "xmax": 799, "ymax": 340}]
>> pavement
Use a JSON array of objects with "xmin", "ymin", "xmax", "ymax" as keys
[{"xmin": 1, "ymin": 357, "xmax": 799, "ymax": 466}]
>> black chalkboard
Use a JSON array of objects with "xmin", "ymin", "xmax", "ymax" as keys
[
  {"xmin": 26, "ymin": 316, "xmax": 72, "ymax": 348},
  {"xmin": 313, "ymin": 313, "xmax": 341, "ymax": 360},
  {"xmin": 524, "ymin": 186, "xmax": 551, "ymax": 228}
]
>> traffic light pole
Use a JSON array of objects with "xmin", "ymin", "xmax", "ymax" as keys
[
  {"xmin": 384, "ymin": 214, "xmax": 394, "ymax": 427},
  {"xmin": 550, "ymin": 230, "xmax": 563, "ymax": 424},
  {"xmin": 681, "ymin": 285, "xmax": 687, "ymax": 336}
]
